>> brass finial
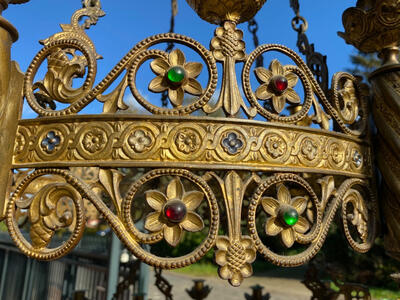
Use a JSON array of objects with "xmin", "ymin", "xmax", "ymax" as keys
[{"xmin": 186, "ymin": 0, "xmax": 267, "ymax": 24}]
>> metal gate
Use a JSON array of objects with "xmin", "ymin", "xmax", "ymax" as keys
[{"xmin": 0, "ymin": 232, "xmax": 110, "ymax": 300}]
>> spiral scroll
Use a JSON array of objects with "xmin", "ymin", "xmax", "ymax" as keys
[
  {"xmin": 242, "ymin": 44, "xmax": 368, "ymax": 136},
  {"xmin": 247, "ymin": 173, "xmax": 376, "ymax": 267},
  {"xmin": 6, "ymin": 169, "xmax": 85, "ymax": 260}
]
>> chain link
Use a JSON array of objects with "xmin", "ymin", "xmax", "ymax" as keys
[
  {"xmin": 248, "ymin": 18, "xmax": 264, "ymax": 68},
  {"xmin": 289, "ymin": 0, "xmax": 329, "ymax": 93},
  {"xmin": 161, "ymin": 0, "xmax": 178, "ymax": 107}
]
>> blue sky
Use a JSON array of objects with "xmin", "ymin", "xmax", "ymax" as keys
[{"xmin": 5, "ymin": 0, "xmax": 358, "ymax": 117}]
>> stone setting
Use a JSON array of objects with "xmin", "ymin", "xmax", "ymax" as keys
[
  {"xmin": 281, "ymin": 207, "xmax": 299, "ymax": 227},
  {"xmin": 164, "ymin": 200, "xmax": 187, "ymax": 223},
  {"xmin": 272, "ymin": 76, "xmax": 288, "ymax": 93},
  {"xmin": 353, "ymin": 150, "xmax": 363, "ymax": 167},
  {"xmin": 167, "ymin": 66, "xmax": 186, "ymax": 84}
]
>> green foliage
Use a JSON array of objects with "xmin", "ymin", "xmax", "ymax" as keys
[
  {"xmin": 347, "ymin": 51, "xmax": 380, "ymax": 80},
  {"xmin": 172, "ymin": 262, "xmax": 218, "ymax": 277},
  {"xmin": 320, "ymin": 220, "xmax": 400, "ymax": 290}
]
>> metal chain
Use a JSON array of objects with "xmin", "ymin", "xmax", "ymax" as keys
[
  {"xmin": 289, "ymin": 0, "xmax": 329, "ymax": 93},
  {"xmin": 154, "ymin": 267, "xmax": 173, "ymax": 300},
  {"xmin": 248, "ymin": 18, "xmax": 264, "ymax": 68},
  {"xmin": 161, "ymin": 0, "xmax": 178, "ymax": 107}
]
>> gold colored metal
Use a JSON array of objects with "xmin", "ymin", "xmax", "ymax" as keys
[
  {"xmin": 340, "ymin": 0, "xmax": 400, "ymax": 261},
  {"xmin": 144, "ymin": 177, "xmax": 205, "ymax": 247},
  {"xmin": 12, "ymin": 115, "xmax": 372, "ymax": 178},
  {"xmin": 186, "ymin": 0, "xmax": 267, "ymax": 25},
  {"xmin": 339, "ymin": 0, "xmax": 400, "ymax": 54},
  {"xmin": 210, "ymin": 171, "xmax": 258, "ymax": 286},
  {"xmin": 0, "ymin": 0, "xmax": 25, "ymax": 220},
  {"xmin": 2, "ymin": 0, "xmax": 379, "ymax": 287}
]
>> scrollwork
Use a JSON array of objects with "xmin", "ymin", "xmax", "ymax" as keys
[
  {"xmin": 247, "ymin": 173, "xmax": 376, "ymax": 267},
  {"xmin": 128, "ymin": 36, "xmax": 218, "ymax": 115},
  {"xmin": 121, "ymin": 169, "xmax": 219, "ymax": 267},
  {"xmin": 243, "ymin": 44, "xmax": 368, "ymax": 136},
  {"xmin": 6, "ymin": 169, "xmax": 85, "ymax": 260}
]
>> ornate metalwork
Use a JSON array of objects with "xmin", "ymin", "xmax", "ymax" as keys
[
  {"xmin": 302, "ymin": 261, "xmax": 371, "ymax": 300},
  {"xmin": 0, "ymin": 0, "xmax": 379, "ymax": 288},
  {"xmin": 245, "ymin": 285, "xmax": 270, "ymax": 300},
  {"xmin": 339, "ymin": 0, "xmax": 400, "ymax": 55},
  {"xmin": 340, "ymin": 1, "xmax": 400, "ymax": 261},
  {"xmin": 290, "ymin": 0, "xmax": 329, "ymax": 93},
  {"xmin": 154, "ymin": 267, "xmax": 173, "ymax": 300},
  {"xmin": 185, "ymin": 0, "xmax": 267, "ymax": 25},
  {"xmin": 186, "ymin": 280, "xmax": 211, "ymax": 300}
]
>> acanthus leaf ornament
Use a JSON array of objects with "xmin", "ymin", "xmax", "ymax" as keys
[
  {"xmin": 204, "ymin": 21, "xmax": 257, "ymax": 117},
  {"xmin": 209, "ymin": 171, "xmax": 259, "ymax": 286},
  {"xmin": 2, "ymin": 0, "xmax": 378, "ymax": 287}
]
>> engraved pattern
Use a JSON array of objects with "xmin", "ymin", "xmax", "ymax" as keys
[
  {"xmin": 1, "ymin": 0, "xmax": 379, "ymax": 289},
  {"xmin": 13, "ymin": 117, "xmax": 372, "ymax": 177}
]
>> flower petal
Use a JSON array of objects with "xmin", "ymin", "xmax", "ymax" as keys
[
  {"xmin": 285, "ymin": 88, "xmax": 301, "ymax": 104},
  {"xmin": 255, "ymin": 84, "xmax": 273, "ymax": 100},
  {"xmin": 182, "ymin": 191, "xmax": 203, "ymax": 210},
  {"xmin": 184, "ymin": 78, "xmax": 203, "ymax": 95},
  {"xmin": 166, "ymin": 177, "xmax": 184, "ymax": 200},
  {"xmin": 265, "ymin": 217, "xmax": 283, "ymax": 236},
  {"xmin": 294, "ymin": 217, "xmax": 310, "ymax": 234},
  {"xmin": 219, "ymin": 265, "xmax": 232, "ymax": 280},
  {"xmin": 230, "ymin": 272, "xmax": 243, "ymax": 287},
  {"xmin": 270, "ymin": 59, "xmax": 284, "ymax": 75},
  {"xmin": 145, "ymin": 190, "xmax": 167, "ymax": 211},
  {"xmin": 224, "ymin": 21, "xmax": 236, "ymax": 31},
  {"xmin": 211, "ymin": 37, "xmax": 221, "ymax": 50},
  {"xmin": 164, "ymin": 224, "xmax": 182, "ymax": 247},
  {"xmin": 216, "ymin": 236, "xmax": 230, "ymax": 251},
  {"xmin": 215, "ymin": 27, "xmax": 225, "ymax": 37},
  {"xmin": 213, "ymin": 50, "xmax": 225, "ymax": 61},
  {"xmin": 234, "ymin": 50, "xmax": 246, "ymax": 61},
  {"xmin": 254, "ymin": 67, "xmax": 273, "ymax": 84},
  {"xmin": 292, "ymin": 196, "xmax": 308, "ymax": 215},
  {"xmin": 168, "ymin": 87, "xmax": 184, "ymax": 107},
  {"xmin": 236, "ymin": 30, "xmax": 244, "ymax": 41},
  {"xmin": 184, "ymin": 62, "xmax": 203, "ymax": 78},
  {"xmin": 150, "ymin": 58, "xmax": 169, "ymax": 76},
  {"xmin": 148, "ymin": 76, "xmax": 168, "ymax": 93},
  {"xmin": 215, "ymin": 249, "xmax": 227, "ymax": 266},
  {"xmin": 169, "ymin": 49, "xmax": 186, "ymax": 66},
  {"xmin": 241, "ymin": 236, "xmax": 253, "ymax": 249},
  {"xmin": 144, "ymin": 212, "xmax": 163, "ymax": 232},
  {"xmin": 181, "ymin": 212, "xmax": 204, "ymax": 232},
  {"xmin": 277, "ymin": 184, "xmax": 291, "ymax": 204},
  {"xmin": 241, "ymin": 263, "xmax": 253, "ymax": 278},
  {"xmin": 272, "ymin": 95, "xmax": 286, "ymax": 113},
  {"xmin": 245, "ymin": 249, "xmax": 256, "ymax": 263},
  {"xmin": 285, "ymin": 72, "xmax": 298, "ymax": 87},
  {"xmin": 261, "ymin": 197, "xmax": 279, "ymax": 216},
  {"xmin": 281, "ymin": 228, "xmax": 295, "ymax": 248}
]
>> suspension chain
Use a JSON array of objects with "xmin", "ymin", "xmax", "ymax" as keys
[
  {"xmin": 248, "ymin": 18, "xmax": 264, "ymax": 68},
  {"xmin": 161, "ymin": 0, "xmax": 178, "ymax": 107},
  {"xmin": 290, "ymin": 0, "xmax": 329, "ymax": 93}
]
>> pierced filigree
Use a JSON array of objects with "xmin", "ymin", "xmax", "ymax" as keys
[
  {"xmin": 148, "ymin": 49, "xmax": 203, "ymax": 107},
  {"xmin": 255, "ymin": 59, "xmax": 300, "ymax": 113},
  {"xmin": 262, "ymin": 184, "xmax": 310, "ymax": 248},
  {"xmin": 144, "ymin": 177, "xmax": 205, "ymax": 246}
]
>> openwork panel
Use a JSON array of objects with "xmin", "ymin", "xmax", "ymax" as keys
[
  {"xmin": 6, "ymin": 168, "xmax": 377, "ymax": 287},
  {"xmin": 3, "ymin": 0, "xmax": 377, "ymax": 287},
  {"xmin": 13, "ymin": 116, "xmax": 371, "ymax": 177}
]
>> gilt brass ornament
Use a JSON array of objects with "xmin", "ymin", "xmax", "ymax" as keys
[{"xmin": 0, "ymin": 0, "xmax": 380, "ymax": 287}]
